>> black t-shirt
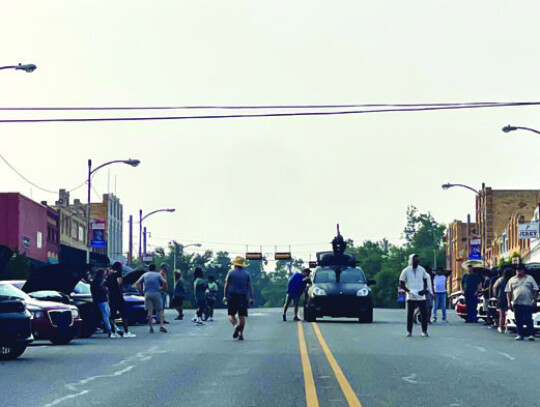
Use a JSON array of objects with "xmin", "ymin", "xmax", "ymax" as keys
[
  {"xmin": 90, "ymin": 278, "xmax": 109, "ymax": 303},
  {"xmin": 105, "ymin": 272, "xmax": 123, "ymax": 303}
]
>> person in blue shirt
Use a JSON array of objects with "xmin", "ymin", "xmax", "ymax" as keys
[{"xmin": 282, "ymin": 268, "xmax": 311, "ymax": 322}]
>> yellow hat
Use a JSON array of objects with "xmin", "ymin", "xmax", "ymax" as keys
[{"xmin": 232, "ymin": 256, "xmax": 249, "ymax": 268}]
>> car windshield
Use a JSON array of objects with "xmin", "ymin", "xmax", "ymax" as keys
[
  {"xmin": 314, "ymin": 267, "xmax": 366, "ymax": 284},
  {"xmin": 74, "ymin": 282, "xmax": 91, "ymax": 294},
  {"xmin": 0, "ymin": 284, "xmax": 31, "ymax": 300}
]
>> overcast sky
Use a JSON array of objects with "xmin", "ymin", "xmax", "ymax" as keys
[{"xmin": 2, "ymin": 1, "xmax": 540, "ymax": 262}]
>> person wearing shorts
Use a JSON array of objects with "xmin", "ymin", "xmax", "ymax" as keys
[
  {"xmin": 224, "ymin": 256, "xmax": 255, "ymax": 341},
  {"xmin": 135, "ymin": 264, "xmax": 168, "ymax": 333}
]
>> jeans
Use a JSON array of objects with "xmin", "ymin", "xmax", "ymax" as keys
[
  {"xmin": 97, "ymin": 301, "xmax": 112, "ymax": 334},
  {"xmin": 514, "ymin": 304, "xmax": 534, "ymax": 337},
  {"xmin": 465, "ymin": 293, "xmax": 478, "ymax": 322},
  {"xmin": 407, "ymin": 300, "xmax": 427, "ymax": 333},
  {"xmin": 433, "ymin": 293, "xmax": 447, "ymax": 320},
  {"xmin": 206, "ymin": 299, "xmax": 215, "ymax": 318}
]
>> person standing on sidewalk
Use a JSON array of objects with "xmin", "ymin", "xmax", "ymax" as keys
[
  {"xmin": 506, "ymin": 264, "xmax": 538, "ymax": 341},
  {"xmin": 106, "ymin": 262, "xmax": 135, "ymax": 337},
  {"xmin": 135, "ymin": 264, "xmax": 168, "ymax": 333},
  {"xmin": 193, "ymin": 268, "xmax": 207, "ymax": 325},
  {"xmin": 461, "ymin": 265, "xmax": 482, "ymax": 323},
  {"xmin": 399, "ymin": 254, "xmax": 430, "ymax": 337},
  {"xmin": 91, "ymin": 268, "xmax": 118, "ymax": 338},
  {"xmin": 223, "ymin": 256, "xmax": 255, "ymax": 341},
  {"xmin": 205, "ymin": 276, "xmax": 218, "ymax": 322},
  {"xmin": 432, "ymin": 266, "xmax": 449, "ymax": 323},
  {"xmin": 171, "ymin": 270, "xmax": 185, "ymax": 320},
  {"xmin": 493, "ymin": 268, "xmax": 513, "ymax": 333},
  {"xmin": 282, "ymin": 268, "xmax": 311, "ymax": 322}
]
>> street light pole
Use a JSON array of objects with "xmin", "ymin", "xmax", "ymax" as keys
[
  {"xmin": 86, "ymin": 158, "xmax": 140, "ymax": 265},
  {"xmin": 0, "ymin": 63, "xmax": 37, "ymax": 73},
  {"xmin": 502, "ymin": 125, "xmax": 540, "ymax": 136},
  {"xmin": 138, "ymin": 208, "xmax": 176, "ymax": 259}
]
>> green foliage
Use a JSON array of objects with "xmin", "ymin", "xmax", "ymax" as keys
[
  {"xmin": 2, "ymin": 249, "xmax": 33, "ymax": 280},
  {"xmin": 499, "ymin": 252, "xmax": 521, "ymax": 267}
]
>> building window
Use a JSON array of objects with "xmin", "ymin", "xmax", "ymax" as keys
[
  {"xmin": 79, "ymin": 226, "xmax": 84, "ymax": 243},
  {"xmin": 37, "ymin": 232, "xmax": 42, "ymax": 249}
]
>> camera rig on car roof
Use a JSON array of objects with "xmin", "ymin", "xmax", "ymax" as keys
[{"xmin": 316, "ymin": 225, "xmax": 358, "ymax": 268}]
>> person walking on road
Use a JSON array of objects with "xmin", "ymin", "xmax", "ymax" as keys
[
  {"xmin": 193, "ymin": 268, "xmax": 207, "ymax": 325},
  {"xmin": 506, "ymin": 263, "xmax": 538, "ymax": 341},
  {"xmin": 461, "ymin": 265, "xmax": 482, "ymax": 323},
  {"xmin": 399, "ymin": 254, "xmax": 430, "ymax": 337},
  {"xmin": 282, "ymin": 268, "xmax": 311, "ymax": 322},
  {"xmin": 91, "ymin": 268, "xmax": 118, "ymax": 338},
  {"xmin": 135, "ymin": 264, "xmax": 168, "ymax": 333},
  {"xmin": 205, "ymin": 276, "xmax": 218, "ymax": 322},
  {"xmin": 171, "ymin": 270, "xmax": 185, "ymax": 320},
  {"xmin": 493, "ymin": 268, "xmax": 513, "ymax": 333},
  {"xmin": 106, "ymin": 262, "xmax": 136, "ymax": 337},
  {"xmin": 432, "ymin": 266, "xmax": 449, "ymax": 323},
  {"xmin": 223, "ymin": 256, "xmax": 255, "ymax": 341}
]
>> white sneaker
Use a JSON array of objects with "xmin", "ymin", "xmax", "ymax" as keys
[
  {"xmin": 528, "ymin": 336, "xmax": 535, "ymax": 341},
  {"xmin": 421, "ymin": 331, "xmax": 429, "ymax": 337},
  {"xmin": 124, "ymin": 332, "xmax": 136, "ymax": 338},
  {"xmin": 191, "ymin": 316, "xmax": 197, "ymax": 323},
  {"xmin": 208, "ymin": 317, "xmax": 214, "ymax": 321},
  {"xmin": 109, "ymin": 333, "xmax": 119, "ymax": 339},
  {"xmin": 497, "ymin": 327, "xmax": 503, "ymax": 334},
  {"xmin": 515, "ymin": 335, "xmax": 524, "ymax": 341}
]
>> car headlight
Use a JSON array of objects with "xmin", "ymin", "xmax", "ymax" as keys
[
  {"xmin": 71, "ymin": 308, "xmax": 80, "ymax": 319},
  {"xmin": 29, "ymin": 310, "xmax": 45, "ymax": 319},
  {"xmin": 356, "ymin": 288, "xmax": 370, "ymax": 297},
  {"xmin": 313, "ymin": 287, "xmax": 327, "ymax": 296}
]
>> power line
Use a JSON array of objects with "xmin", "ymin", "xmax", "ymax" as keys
[
  {"xmin": 0, "ymin": 101, "xmax": 509, "ymax": 111},
  {"xmin": 0, "ymin": 101, "xmax": 538, "ymax": 124}
]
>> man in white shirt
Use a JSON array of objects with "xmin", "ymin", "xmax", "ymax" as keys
[{"xmin": 399, "ymin": 254, "xmax": 430, "ymax": 337}]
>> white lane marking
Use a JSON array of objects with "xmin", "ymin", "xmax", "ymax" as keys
[
  {"xmin": 498, "ymin": 352, "xmax": 516, "ymax": 361},
  {"xmin": 402, "ymin": 373, "xmax": 419, "ymax": 384},
  {"xmin": 65, "ymin": 365, "xmax": 135, "ymax": 391},
  {"xmin": 473, "ymin": 346, "xmax": 487, "ymax": 352},
  {"xmin": 112, "ymin": 346, "xmax": 166, "ymax": 367},
  {"xmin": 42, "ymin": 390, "xmax": 89, "ymax": 407},
  {"xmin": 446, "ymin": 354, "xmax": 459, "ymax": 361}
]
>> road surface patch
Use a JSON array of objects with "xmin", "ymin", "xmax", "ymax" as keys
[{"xmin": 297, "ymin": 321, "xmax": 319, "ymax": 407}]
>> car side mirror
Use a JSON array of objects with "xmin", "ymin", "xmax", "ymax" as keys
[{"xmin": 367, "ymin": 280, "xmax": 376, "ymax": 286}]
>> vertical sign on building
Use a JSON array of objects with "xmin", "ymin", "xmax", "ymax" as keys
[{"xmin": 469, "ymin": 238, "xmax": 482, "ymax": 260}]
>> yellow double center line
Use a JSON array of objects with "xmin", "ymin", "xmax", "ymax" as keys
[{"xmin": 298, "ymin": 322, "xmax": 363, "ymax": 407}]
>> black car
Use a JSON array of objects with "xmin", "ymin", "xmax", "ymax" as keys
[
  {"xmin": 0, "ymin": 295, "xmax": 33, "ymax": 360},
  {"xmin": 304, "ymin": 251, "xmax": 376, "ymax": 323}
]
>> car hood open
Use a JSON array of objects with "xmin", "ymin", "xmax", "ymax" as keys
[
  {"xmin": 22, "ymin": 263, "xmax": 88, "ymax": 295},
  {"xmin": 122, "ymin": 269, "xmax": 145, "ymax": 286}
]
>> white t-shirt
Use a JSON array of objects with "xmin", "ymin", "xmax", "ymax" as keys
[
  {"xmin": 433, "ymin": 275, "xmax": 447, "ymax": 294},
  {"xmin": 399, "ymin": 266, "xmax": 429, "ymax": 301}
]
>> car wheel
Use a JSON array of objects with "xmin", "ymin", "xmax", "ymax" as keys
[
  {"xmin": 0, "ymin": 344, "xmax": 27, "ymax": 360},
  {"xmin": 49, "ymin": 335, "xmax": 73, "ymax": 345},
  {"xmin": 304, "ymin": 305, "xmax": 316, "ymax": 323}
]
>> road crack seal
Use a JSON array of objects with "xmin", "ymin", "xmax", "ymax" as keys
[{"xmin": 401, "ymin": 373, "xmax": 425, "ymax": 384}]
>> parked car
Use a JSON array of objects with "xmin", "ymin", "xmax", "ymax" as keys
[
  {"xmin": 0, "ymin": 293, "xmax": 33, "ymax": 360},
  {"xmin": 0, "ymin": 282, "xmax": 82, "ymax": 345},
  {"xmin": 304, "ymin": 251, "xmax": 375, "ymax": 323}
]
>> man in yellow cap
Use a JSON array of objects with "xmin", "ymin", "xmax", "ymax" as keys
[{"xmin": 223, "ymin": 256, "xmax": 255, "ymax": 341}]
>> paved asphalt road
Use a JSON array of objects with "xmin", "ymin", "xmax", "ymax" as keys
[{"xmin": 2, "ymin": 308, "xmax": 540, "ymax": 407}]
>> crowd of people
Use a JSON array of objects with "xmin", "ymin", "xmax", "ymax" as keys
[
  {"xmin": 88, "ymin": 256, "xmax": 256, "ymax": 341},
  {"xmin": 399, "ymin": 254, "xmax": 540, "ymax": 341}
]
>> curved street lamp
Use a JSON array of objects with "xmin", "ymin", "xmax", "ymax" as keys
[
  {"xmin": 86, "ymin": 158, "xmax": 140, "ymax": 264},
  {"xmin": 170, "ymin": 241, "xmax": 202, "ymax": 270},
  {"xmin": 502, "ymin": 125, "xmax": 540, "ymax": 136},
  {"xmin": 442, "ymin": 182, "xmax": 485, "ymax": 266},
  {"xmin": 0, "ymin": 63, "xmax": 37, "ymax": 73},
  {"xmin": 139, "ymin": 208, "xmax": 176, "ymax": 258}
]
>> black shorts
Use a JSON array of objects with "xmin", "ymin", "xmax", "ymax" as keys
[
  {"xmin": 109, "ymin": 299, "xmax": 126, "ymax": 319},
  {"xmin": 227, "ymin": 293, "xmax": 248, "ymax": 317}
]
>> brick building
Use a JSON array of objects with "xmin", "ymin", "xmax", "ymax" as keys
[
  {"xmin": 89, "ymin": 193, "xmax": 124, "ymax": 263},
  {"xmin": 476, "ymin": 187, "xmax": 540, "ymax": 264},
  {"xmin": 52, "ymin": 189, "xmax": 88, "ymax": 251},
  {"xmin": 446, "ymin": 219, "xmax": 476, "ymax": 293},
  {"xmin": 0, "ymin": 193, "xmax": 58, "ymax": 264}
]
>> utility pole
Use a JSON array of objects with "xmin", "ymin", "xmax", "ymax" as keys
[
  {"xmin": 143, "ymin": 227, "xmax": 147, "ymax": 255},
  {"xmin": 128, "ymin": 215, "xmax": 133, "ymax": 264}
]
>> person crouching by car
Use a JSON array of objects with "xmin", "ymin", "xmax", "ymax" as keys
[
  {"xmin": 91, "ymin": 268, "xmax": 118, "ymax": 338},
  {"xmin": 171, "ymin": 271, "xmax": 185, "ymax": 320},
  {"xmin": 135, "ymin": 264, "xmax": 168, "ymax": 333},
  {"xmin": 461, "ymin": 265, "xmax": 483, "ymax": 323},
  {"xmin": 506, "ymin": 263, "xmax": 538, "ymax": 341},
  {"xmin": 493, "ymin": 268, "xmax": 513, "ymax": 333},
  {"xmin": 399, "ymin": 254, "xmax": 430, "ymax": 337},
  {"xmin": 283, "ymin": 268, "xmax": 311, "ymax": 322}
]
